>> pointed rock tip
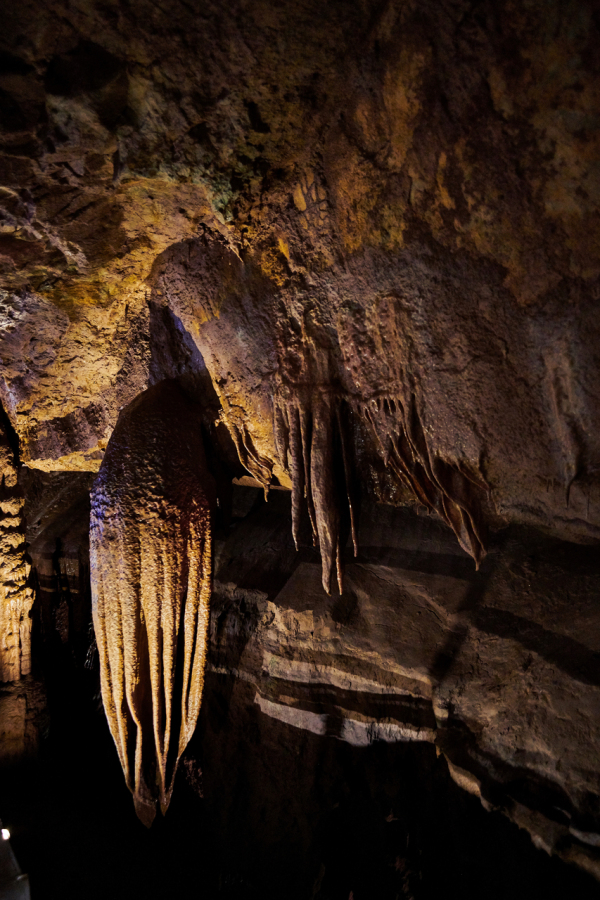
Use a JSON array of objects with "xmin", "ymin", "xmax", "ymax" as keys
[{"xmin": 134, "ymin": 797, "xmax": 157, "ymax": 828}]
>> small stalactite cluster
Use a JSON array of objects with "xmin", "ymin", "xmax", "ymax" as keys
[
  {"xmin": 359, "ymin": 393, "xmax": 488, "ymax": 566},
  {"xmin": 90, "ymin": 381, "xmax": 215, "ymax": 825},
  {"xmin": 273, "ymin": 388, "xmax": 357, "ymax": 594},
  {"xmin": 226, "ymin": 416, "xmax": 273, "ymax": 497},
  {"xmin": 0, "ymin": 418, "xmax": 33, "ymax": 683},
  {"xmin": 270, "ymin": 313, "xmax": 487, "ymax": 591}
]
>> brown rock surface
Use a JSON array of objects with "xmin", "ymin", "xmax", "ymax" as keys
[
  {"xmin": 0, "ymin": 0, "xmax": 598, "ymax": 560},
  {"xmin": 0, "ymin": 413, "xmax": 33, "ymax": 682}
]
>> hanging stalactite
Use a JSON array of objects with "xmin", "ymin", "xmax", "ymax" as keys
[
  {"xmin": 359, "ymin": 392, "xmax": 488, "ymax": 567},
  {"xmin": 0, "ymin": 414, "xmax": 33, "ymax": 683},
  {"xmin": 273, "ymin": 388, "xmax": 357, "ymax": 594},
  {"xmin": 90, "ymin": 381, "xmax": 215, "ymax": 826}
]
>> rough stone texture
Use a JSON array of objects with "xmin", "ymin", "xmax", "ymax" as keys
[
  {"xmin": 0, "ymin": 677, "xmax": 46, "ymax": 765},
  {"xmin": 90, "ymin": 380, "xmax": 215, "ymax": 825},
  {"xmin": 22, "ymin": 467, "xmax": 95, "ymax": 667},
  {"xmin": 0, "ymin": 0, "xmax": 598, "ymax": 562},
  {"xmin": 12, "ymin": 469, "xmax": 600, "ymax": 886}
]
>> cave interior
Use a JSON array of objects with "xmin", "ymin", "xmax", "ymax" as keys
[{"xmin": 1, "ymin": 0, "xmax": 600, "ymax": 897}]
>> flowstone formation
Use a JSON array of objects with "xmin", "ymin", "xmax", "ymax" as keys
[
  {"xmin": 0, "ymin": 416, "xmax": 32, "ymax": 683},
  {"xmin": 90, "ymin": 381, "xmax": 215, "ymax": 825}
]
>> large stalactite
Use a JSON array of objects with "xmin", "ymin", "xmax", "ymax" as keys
[
  {"xmin": 90, "ymin": 381, "xmax": 215, "ymax": 825},
  {"xmin": 274, "ymin": 389, "xmax": 358, "ymax": 594}
]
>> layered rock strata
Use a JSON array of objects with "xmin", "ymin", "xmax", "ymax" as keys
[
  {"xmin": 90, "ymin": 381, "xmax": 215, "ymax": 825},
  {"xmin": 206, "ymin": 489, "xmax": 600, "ymax": 881}
]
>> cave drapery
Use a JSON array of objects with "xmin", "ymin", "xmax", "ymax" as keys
[{"xmin": 90, "ymin": 381, "xmax": 214, "ymax": 824}]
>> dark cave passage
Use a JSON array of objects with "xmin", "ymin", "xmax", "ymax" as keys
[{"xmin": 2, "ymin": 484, "xmax": 600, "ymax": 899}]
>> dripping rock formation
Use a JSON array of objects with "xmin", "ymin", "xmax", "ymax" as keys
[
  {"xmin": 0, "ymin": 0, "xmax": 599, "ymax": 895},
  {"xmin": 90, "ymin": 381, "xmax": 214, "ymax": 825},
  {"xmin": 0, "ymin": 415, "xmax": 32, "ymax": 682}
]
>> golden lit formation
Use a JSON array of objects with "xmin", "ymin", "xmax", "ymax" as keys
[{"xmin": 90, "ymin": 382, "xmax": 214, "ymax": 825}]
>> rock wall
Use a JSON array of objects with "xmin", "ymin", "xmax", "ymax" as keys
[
  {"xmin": 205, "ymin": 487, "xmax": 600, "ymax": 882},
  {"xmin": 0, "ymin": 0, "xmax": 598, "ymax": 557},
  {"xmin": 0, "ymin": 0, "xmax": 599, "ymax": 887}
]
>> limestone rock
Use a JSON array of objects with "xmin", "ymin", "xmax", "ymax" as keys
[
  {"xmin": 0, "ymin": 0, "xmax": 599, "ymax": 882},
  {"xmin": 0, "ymin": 0, "xmax": 598, "ymax": 559},
  {"xmin": 206, "ymin": 491, "xmax": 600, "ymax": 880}
]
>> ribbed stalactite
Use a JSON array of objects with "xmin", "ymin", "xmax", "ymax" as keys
[
  {"xmin": 0, "ymin": 415, "xmax": 33, "ymax": 683},
  {"xmin": 90, "ymin": 381, "xmax": 215, "ymax": 825},
  {"xmin": 227, "ymin": 418, "xmax": 274, "ymax": 497},
  {"xmin": 360, "ymin": 393, "xmax": 488, "ymax": 567},
  {"xmin": 273, "ymin": 390, "xmax": 357, "ymax": 594},
  {"xmin": 273, "ymin": 377, "xmax": 487, "ymax": 593}
]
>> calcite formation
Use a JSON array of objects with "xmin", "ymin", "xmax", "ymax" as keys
[
  {"xmin": 90, "ymin": 381, "xmax": 214, "ymax": 825},
  {"xmin": 0, "ymin": 0, "xmax": 598, "ymax": 557},
  {"xmin": 273, "ymin": 390, "xmax": 357, "ymax": 594},
  {"xmin": 0, "ymin": 418, "xmax": 32, "ymax": 682}
]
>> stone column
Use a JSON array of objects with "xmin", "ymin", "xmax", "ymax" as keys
[{"xmin": 0, "ymin": 420, "xmax": 33, "ymax": 683}]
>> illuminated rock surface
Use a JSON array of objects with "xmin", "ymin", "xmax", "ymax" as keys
[
  {"xmin": 0, "ymin": 0, "xmax": 598, "ymax": 556},
  {"xmin": 207, "ymin": 491, "xmax": 600, "ymax": 881}
]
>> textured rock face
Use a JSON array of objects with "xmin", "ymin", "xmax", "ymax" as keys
[
  {"xmin": 90, "ymin": 381, "xmax": 215, "ymax": 824},
  {"xmin": 11, "ymin": 469, "xmax": 600, "ymax": 888},
  {"xmin": 0, "ymin": 677, "xmax": 46, "ymax": 765},
  {"xmin": 0, "ymin": 0, "xmax": 598, "ymax": 558}
]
